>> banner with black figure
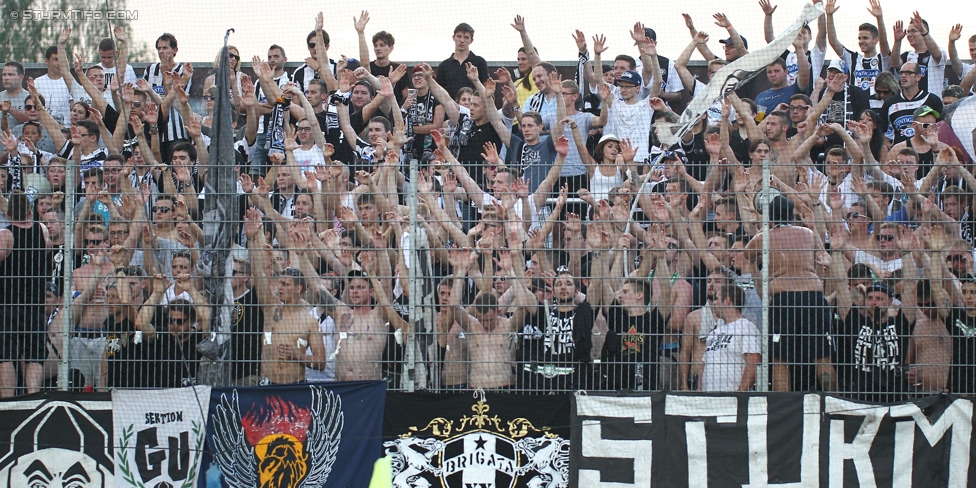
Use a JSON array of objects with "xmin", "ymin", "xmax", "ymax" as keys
[
  {"xmin": 198, "ymin": 381, "xmax": 386, "ymax": 488},
  {"xmin": 383, "ymin": 391, "xmax": 572, "ymax": 488},
  {"xmin": 113, "ymin": 386, "xmax": 211, "ymax": 487},
  {"xmin": 0, "ymin": 393, "xmax": 115, "ymax": 487},
  {"xmin": 572, "ymin": 392, "xmax": 976, "ymax": 487}
]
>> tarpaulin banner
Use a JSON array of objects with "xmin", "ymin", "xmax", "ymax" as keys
[
  {"xmin": 572, "ymin": 392, "xmax": 976, "ymax": 487},
  {"xmin": 199, "ymin": 381, "xmax": 386, "ymax": 488},
  {"xmin": 113, "ymin": 385, "xmax": 212, "ymax": 487},
  {"xmin": 0, "ymin": 393, "xmax": 115, "ymax": 487},
  {"xmin": 383, "ymin": 391, "xmax": 571, "ymax": 488}
]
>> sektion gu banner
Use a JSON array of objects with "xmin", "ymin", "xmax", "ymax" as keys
[
  {"xmin": 199, "ymin": 381, "xmax": 386, "ymax": 488},
  {"xmin": 113, "ymin": 386, "xmax": 212, "ymax": 487},
  {"xmin": 572, "ymin": 392, "xmax": 976, "ymax": 487},
  {"xmin": 383, "ymin": 391, "xmax": 571, "ymax": 488},
  {"xmin": 0, "ymin": 393, "xmax": 115, "ymax": 487}
]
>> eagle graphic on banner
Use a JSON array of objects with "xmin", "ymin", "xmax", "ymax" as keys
[
  {"xmin": 384, "ymin": 397, "xmax": 570, "ymax": 488},
  {"xmin": 210, "ymin": 386, "xmax": 343, "ymax": 488}
]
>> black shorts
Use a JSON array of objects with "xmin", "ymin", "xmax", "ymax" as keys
[
  {"xmin": 769, "ymin": 291, "xmax": 832, "ymax": 363},
  {"xmin": 1, "ymin": 309, "xmax": 47, "ymax": 364}
]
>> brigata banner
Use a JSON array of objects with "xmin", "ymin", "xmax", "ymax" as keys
[
  {"xmin": 0, "ymin": 393, "xmax": 115, "ymax": 487},
  {"xmin": 383, "ymin": 391, "xmax": 571, "ymax": 488},
  {"xmin": 572, "ymin": 392, "xmax": 975, "ymax": 487},
  {"xmin": 113, "ymin": 386, "xmax": 211, "ymax": 487},
  {"xmin": 199, "ymin": 381, "xmax": 386, "ymax": 488}
]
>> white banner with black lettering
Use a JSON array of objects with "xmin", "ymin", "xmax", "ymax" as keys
[
  {"xmin": 113, "ymin": 386, "xmax": 211, "ymax": 487},
  {"xmin": 572, "ymin": 392, "xmax": 975, "ymax": 487}
]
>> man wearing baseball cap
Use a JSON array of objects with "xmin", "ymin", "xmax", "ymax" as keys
[
  {"xmin": 815, "ymin": 59, "xmax": 871, "ymax": 153},
  {"xmin": 888, "ymin": 104, "xmax": 948, "ymax": 179},
  {"xmin": 880, "ymin": 61, "xmax": 943, "ymax": 145},
  {"xmin": 603, "ymin": 69, "xmax": 668, "ymax": 164},
  {"xmin": 832, "ymin": 267, "xmax": 920, "ymax": 403}
]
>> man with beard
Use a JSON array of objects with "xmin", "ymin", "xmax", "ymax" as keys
[
  {"xmin": 517, "ymin": 269, "xmax": 593, "ymax": 392},
  {"xmin": 830, "ymin": 228, "xmax": 922, "ymax": 402}
]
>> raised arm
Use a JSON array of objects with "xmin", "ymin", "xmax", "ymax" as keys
[
  {"xmin": 512, "ymin": 16, "xmax": 542, "ymax": 68},
  {"xmin": 760, "ymin": 0, "xmax": 778, "ymax": 43},
  {"xmin": 676, "ymin": 34, "xmax": 708, "ymax": 95},
  {"xmin": 824, "ymin": 0, "xmax": 846, "ymax": 56},
  {"xmin": 911, "ymin": 12, "xmax": 943, "ymax": 63},
  {"xmin": 354, "ymin": 11, "xmax": 371, "ymax": 67},
  {"xmin": 948, "ymin": 24, "xmax": 965, "ymax": 76},
  {"xmin": 683, "ymin": 14, "xmax": 719, "ymax": 61}
]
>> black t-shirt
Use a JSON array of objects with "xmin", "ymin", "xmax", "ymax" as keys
[
  {"xmin": 518, "ymin": 301, "xmax": 593, "ymax": 367},
  {"xmin": 603, "ymin": 300, "xmax": 667, "ymax": 390},
  {"xmin": 436, "ymin": 53, "xmax": 489, "ymax": 99},
  {"xmin": 834, "ymin": 308, "xmax": 913, "ymax": 402},
  {"xmin": 945, "ymin": 309, "xmax": 976, "ymax": 394},
  {"xmin": 369, "ymin": 61, "xmax": 410, "ymax": 105},
  {"xmin": 104, "ymin": 316, "xmax": 150, "ymax": 388},
  {"xmin": 231, "ymin": 289, "xmax": 264, "ymax": 381},
  {"xmin": 456, "ymin": 121, "xmax": 501, "ymax": 189}
]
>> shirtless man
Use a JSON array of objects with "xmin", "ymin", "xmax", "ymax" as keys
[
  {"xmin": 315, "ymin": 245, "xmax": 407, "ymax": 382},
  {"xmin": 436, "ymin": 277, "xmax": 468, "ymax": 390},
  {"xmin": 245, "ymin": 208, "xmax": 326, "ymax": 384},
  {"xmin": 680, "ymin": 269, "xmax": 728, "ymax": 390},
  {"xmin": 745, "ymin": 196, "xmax": 835, "ymax": 391},
  {"xmin": 447, "ymin": 245, "xmax": 528, "ymax": 389}
]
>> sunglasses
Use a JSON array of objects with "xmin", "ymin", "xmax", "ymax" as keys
[
  {"xmin": 899, "ymin": 70, "xmax": 919, "ymax": 75},
  {"xmin": 307, "ymin": 43, "xmax": 316, "ymax": 49},
  {"xmin": 946, "ymin": 254, "xmax": 967, "ymax": 262},
  {"xmin": 876, "ymin": 234, "xmax": 895, "ymax": 241},
  {"xmin": 152, "ymin": 206, "xmax": 173, "ymax": 213},
  {"xmin": 203, "ymin": 95, "xmax": 215, "ymax": 101},
  {"xmin": 132, "ymin": 101, "xmax": 143, "ymax": 108},
  {"xmin": 85, "ymin": 239, "xmax": 104, "ymax": 247},
  {"xmin": 846, "ymin": 212, "xmax": 867, "ymax": 220},
  {"xmin": 914, "ymin": 122, "xmax": 936, "ymax": 129},
  {"xmin": 229, "ymin": 53, "xmax": 240, "ymax": 60},
  {"xmin": 24, "ymin": 105, "xmax": 36, "ymax": 110}
]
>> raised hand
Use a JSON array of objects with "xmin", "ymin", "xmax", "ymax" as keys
[
  {"xmin": 910, "ymin": 11, "xmax": 926, "ymax": 35},
  {"xmin": 620, "ymin": 138, "xmax": 638, "ymax": 162},
  {"xmin": 572, "ymin": 30, "xmax": 587, "ymax": 53},
  {"xmin": 759, "ymin": 0, "xmax": 777, "ymax": 15},
  {"xmin": 893, "ymin": 20, "xmax": 906, "ymax": 41},
  {"xmin": 867, "ymin": 0, "xmax": 884, "ymax": 18},
  {"xmin": 464, "ymin": 62, "xmax": 479, "ymax": 82},
  {"xmin": 481, "ymin": 141, "xmax": 500, "ymax": 165},
  {"xmin": 824, "ymin": 0, "xmax": 839, "ymax": 15},
  {"xmin": 630, "ymin": 22, "xmax": 648, "ymax": 44},
  {"xmin": 113, "ymin": 25, "xmax": 128, "ymax": 43},
  {"xmin": 592, "ymin": 34, "xmax": 608, "ymax": 55},
  {"xmin": 511, "ymin": 15, "xmax": 527, "ymax": 32},
  {"xmin": 58, "ymin": 27, "xmax": 71, "ymax": 44},
  {"xmin": 713, "ymin": 13, "xmax": 732, "ymax": 30},
  {"xmin": 493, "ymin": 67, "xmax": 512, "ymax": 85},
  {"xmin": 555, "ymin": 136, "xmax": 569, "ymax": 157},
  {"xmin": 353, "ymin": 10, "xmax": 370, "ymax": 32},
  {"xmin": 950, "ymin": 24, "xmax": 963, "ymax": 42},
  {"xmin": 682, "ymin": 13, "xmax": 697, "ymax": 32}
]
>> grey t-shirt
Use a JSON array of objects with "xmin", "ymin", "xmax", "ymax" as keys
[{"xmin": 543, "ymin": 112, "xmax": 591, "ymax": 177}]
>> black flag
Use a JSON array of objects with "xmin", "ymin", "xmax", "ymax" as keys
[{"xmin": 196, "ymin": 30, "xmax": 238, "ymax": 385}]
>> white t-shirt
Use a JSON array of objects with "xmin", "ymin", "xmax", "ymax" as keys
[
  {"xmin": 306, "ymin": 308, "xmax": 336, "ymax": 382},
  {"xmin": 97, "ymin": 63, "xmax": 138, "ymax": 86},
  {"xmin": 854, "ymin": 249, "xmax": 903, "ymax": 274},
  {"xmin": 292, "ymin": 145, "xmax": 326, "ymax": 173},
  {"xmin": 606, "ymin": 99, "xmax": 654, "ymax": 163},
  {"xmin": 702, "ymin": 317, "xmax": 761, "ymax": 392},
  {"xmin": 33, "ymin": 75, "xmax": 72, "ymax": 126}
]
